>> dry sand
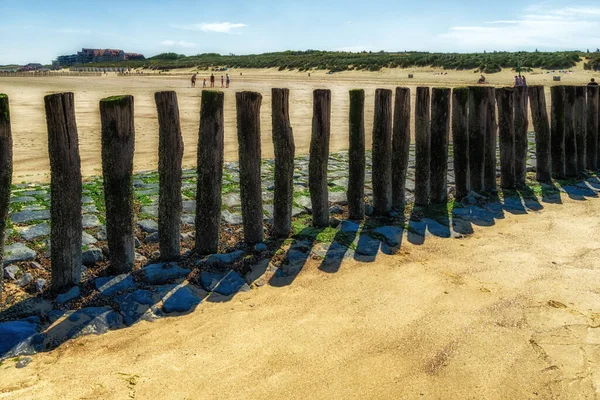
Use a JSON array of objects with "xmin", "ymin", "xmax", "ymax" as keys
[
  {"xmin": 1, "ymin": 193, "xmax": 600, "ymax": 399},
  {"xmin": 1, "ymin": 65, "xmax": 597, "ymax": 182}
]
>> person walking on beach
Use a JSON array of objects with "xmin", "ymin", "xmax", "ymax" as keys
[
  {"xmin": 514, "ymin": 76, "xmax": 521, "ymax": 86},
  {"xmin": 191, "ymin": 73, "xmax": 197, "ymax": 88},
  {"xmin": 221, "ymin": 75, "xmax": 224, "ymax": 88},
  {"xmin": 210, "ymin": 73, "xmax": 215, "ymax": 88},
  {"xmin": 521, "ymin": 75, "xmax": 527, "ymax": 87},
  {"xmin": 226, "ymin": 74, "xmax": 230, "ymax": 88},
  {"xmin": 588, "ymin": 78, "xmax": 599, "ymax": 86},
  {"xmin": 203, "ymin": 78, "xmax": 207, "ymax": 88}
]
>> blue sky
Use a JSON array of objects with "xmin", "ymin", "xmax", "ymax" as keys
[{"xmin": 1, "ymin": 0, "xmax": 600, "ymax": 64}]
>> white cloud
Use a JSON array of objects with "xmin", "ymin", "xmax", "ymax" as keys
[
  {"xmin": 172, "ymin": 22, "xmax": 247, "ymax": 33},
  {"xmin": 160, "ymin": 40, "xmax": 197, "ymax": 48},
  {"xmin": 437, "ymin": 4, "xmax": 600, "ymax": 51}
]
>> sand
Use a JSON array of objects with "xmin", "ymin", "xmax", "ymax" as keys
[
  {"xmin": 1, "ymin": 193, "xmax": 600, "ymax": 399},
  {"xmin": 1, "ymin": 65, "xmax": 597, "ymax": 182}
]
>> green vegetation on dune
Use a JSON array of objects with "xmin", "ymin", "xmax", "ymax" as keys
[{"xmin": 73, "ymin": 50, "xmax": 588, "ymax": 73}]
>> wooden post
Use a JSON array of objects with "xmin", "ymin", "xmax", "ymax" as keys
[
  {"xmin": 484, "ymin": 87, "xmax": 497, "ymax": 192},
  {"xmin": 513, "ymin": 86, "xmax": 529, "ymax": 187},
  {"xmin": 574, "ymin": 86, "xmax": 587, "ymax": 173},
  {"xmin": 452, "ymin": 87, "xmax": 470, "ymax": 200},
  {"xmin": 414, "ymin": 87, "xmax": 431, "ymax": 207},
  {"xmin": 309, "ymin": 89, "xmax": 331, "ymax": 227},
  {"xmin": 586, "ymin": 85, "xmax": 599, "ymax": 170},
  {"xmin": 236, "ymin": 91, "xmax": 263, "ymax": 244},
  {"xmin": 430, "ymin": 88, "xmax": 451, "ymax": 204},
  {"xmin": 100, "ymin": 95, "xmax": 135, "ymax": 274},
  {"xmin": 45, "ymin": 93, "xmax": 82, "ymax": 290},
  {"xmin": 496, "ymin": 88, "xmax": 516, "ymax": 189},
  {"xmin": 272, "ymin": 88, "xmax": 295, "ymax": 236},
  {"xmin": 564, "ymin": 86, "xmax": 578, "ymax": 177},
  {"xmin": 155, "ymin": 91, "xmax": 183, "ymax": 261},
  {"xmin": 392, "ymin": 87, "xmax": 411, "ymax": 210},
  {"xmin": 372, "ymin": 88, "xmax": 393, "ymax": 214},
  {"xmin": 0, "ymin": 95, "xmax": 12, "ymax": 298},
  {"xmin": 196, "ymin": 91, "xmax": 224, "ymax": 253},
  {"xmin": 348, "ymin": 89, "xmax": 365, "ymax": 220},
  {"xmin": 528, "ymin": 86, "xmax": 552, "ymax": 183},
  {"xmin": 551, "ymin": 86, "xmax": 566, "ymax": 179},
  {"xmin": 468, "ymin": 86, "xmax": 487, "ymax": 193}
]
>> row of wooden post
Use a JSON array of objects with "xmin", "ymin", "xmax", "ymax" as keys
[{"xmin": 0, "ymin": 84, "xmax": 599, "ymax": 297}]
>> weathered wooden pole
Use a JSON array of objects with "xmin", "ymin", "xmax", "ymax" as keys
[
  {"xmin": 484, "ymin": 87, "xmax": 497, "ymax": 192},
  {"xmin": 564, "ymin": 86, "xmax": 578, "ymax": 177},
  {"xmin": 196, "ymin": 91, "xmax": 224, "ymax": 253},
  {"xmin": 496, "ymin": 88, "xmax": 516, "ymax": 189},
  {"xmin": 452, "ymin": 87, "xmax": 470, "ymax": 200},
  {"xmin": 100, "ymin": 95, "xmax": 135, "ymax": 274},
  {"xmin": 468, "ymin": 86, "xmax": 487, "ymax": 193},
  {"xmin": 392, "ymin": 87, "xmax": 411, "ymax": 210},
  {"xmin": 528, "ymin": 86, "xmax": 552, "ymax": 183},
  {"xmin": 155, "ymin": 91, "xmax": 183, "ymax": 261},
  {"xmin": 551, "ymin": 86, "xmax": 566, "ymax": 178},
  {"xmin": 45, "ymin": 93, "xmax": 82, "ymax": 290},
  {"xmin": 348, "ymin": 89, "xmax": 365, "ymax": 220},
  {"xmin": 414, "ymin": 87, "xmax": 431, "ymax": 207},
  {"xmin": 236, "ymin": 91, "xmax": 264, "ymax": 244},
  {"xmin": 0, "ymin": 95, "xmax": 12, "ymax": 298},
  {"xmin": 309, "ymin": 89, "xmax": 331, "ymax": 227},
  {"xmin": 574, "ymin": 86, "xmax": 587, "ymax": 173},
  {"xmin": 586, "ymin": 85, "xmax": 599, "ymax": 170},
  {"xmin": 513, "ymin": 86, "xmax": 529, "ymax": 187},
  {"xmin": 272, "ymin": 88, "xmax": 295, "ymax": 236},
  {"xmin": 430, "ymin": 88, "xmax": 451, "ymax": 204},
  {"xmin": 372, "ymin": 88, "xmax": 393, "ymax": 214}
]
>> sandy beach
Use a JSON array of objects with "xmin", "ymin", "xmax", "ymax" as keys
[
  {"xmin": 1, "ymin": 192, "xmax": 599, "ymax": 399},
  {"xmin": 0, "ymin": 65, "xmax": 597, "ymax": 182}
]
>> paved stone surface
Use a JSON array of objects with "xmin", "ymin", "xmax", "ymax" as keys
[
  {"xmin": 56, "ymin": 286, "xmax": 81, "ymax": 304},
  {"xmin": 161, "ymin": 285, "xmax": 202, "ymax": 313},
  {"xmin": 4, "ymin": 243, "xmax": 36, "ymax": 264},
  {"xmin": 82, "ymin": 214, "xmax": 102, "ymax": 229},
  {"xmin": 16, "ymin": 223, "xmax": 50, "ymax": 241},
  {"xmin": 10, "ymin": 210, "xmax": 50, "ymax": 224},
  {"xmin": 141, "ymin": 263, "xmax": 191, "ymax": 285},
  {"xmin": 115, "ymin": 289, "xmax": 154, "ymax": 326},
  {"xmin": 200, "ymin": 270, "xmax": 247, "ymax": 295},
  {"xmin": 95, "ymin": 274, "xmax": 136, "ymax": 296},
  {"xmin": 81, "ymin": 231, "xmax": 97, "ymax": 246},
  {"xmin": 0, "ymin": 320, "xmax": 44, "ymax": 359}
]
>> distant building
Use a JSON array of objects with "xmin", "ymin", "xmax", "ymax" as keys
[
  {"xmin": 18, "ymin": 63, "xmax": 45, "ymax": 72},
  {"xmin": 53, "ymin": 48, "xmax": 145, "ymax": 67}
]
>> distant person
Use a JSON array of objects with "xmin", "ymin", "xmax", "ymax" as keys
[
  {"xmin": 514, "ymin": 76, "xmax": 521, "ymax": 86},
  {"xmin": 210, "ymin": 73, "xmax": 215, "ymax": 88},
  {"xmin": 221, "ymin": 75, "xmax": 224, "ymax": 88},
  {"xmin": 203, "ymin": 78, "xmax": 207, "ymax": 88},
  {"xmin": 191, "ymin": 73, "xmax": 197, "ymax": 88},
  {"xmin": 478, "ymin": 74, "xmax": 486, "ymax": 84},
  {"xmin": 588, "ymin": 78, "xmax": 599, "ymax": 86},
  {"xmin": 226, "ymin": 74, "xmax": 230, "ymax": 88},
  {"xmin": 521, "ymin": 75, "xmax": 527, "ymax": 86},
  {"xmin": 308, "ymin": 72, "xmax": 311, "ymax": 77}
]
